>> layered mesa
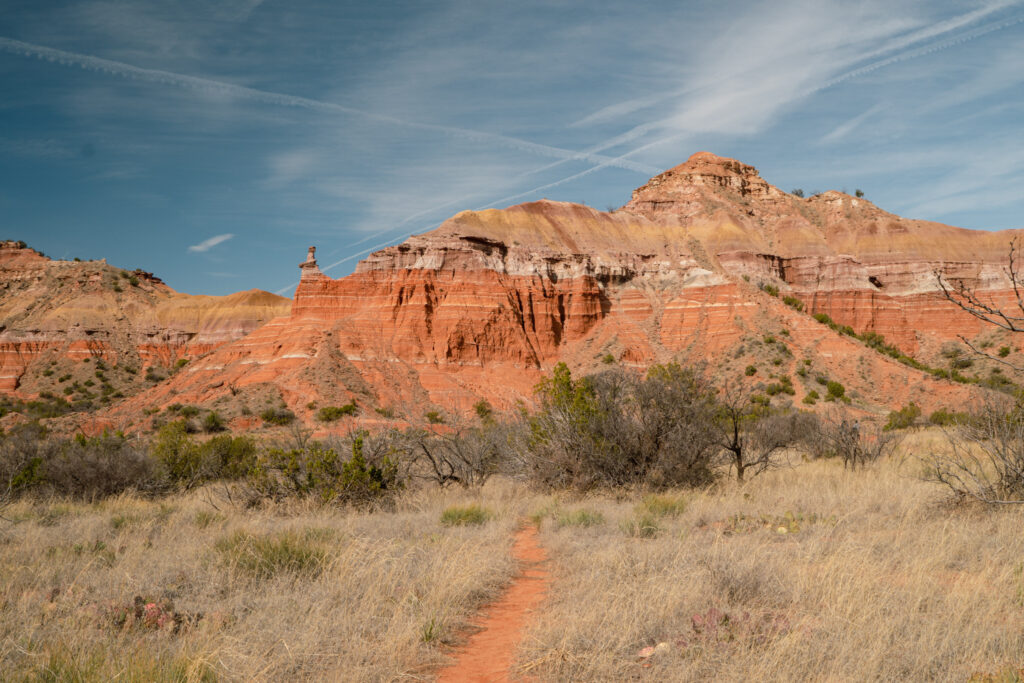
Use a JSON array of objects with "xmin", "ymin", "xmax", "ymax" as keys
[{"xmin": 102, "ymin": 153, "xmax": 1018, "ymax": 423}]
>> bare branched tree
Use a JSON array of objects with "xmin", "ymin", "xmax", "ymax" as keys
[
  {"xmin": 810, "ymin": 406, "xmax": 903, "ymax": 469},
  {"xmin": 935, "ymin": 236, "xmax": 1024, "ymax": 370},
  {"xmin": 713, "ymin": 380, "xmax": 814, "ymax": 482},
  {"xmin": 399, "ymin": 423, "xmax": 503, "ymax": 488},
  {"xmin": 921, "ymin": 398, "xmax": 1024, "ymax": 505}
]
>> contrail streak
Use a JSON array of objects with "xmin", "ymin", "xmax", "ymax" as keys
[
  {"xmin": 809, "ymin": 13, "xmax": 1024, "ymax": 95},
  {"xmin": 258, "ymin": 2, "xmax": 1024, "ymax": 296},
  {"xmin": 0, "ymin": 36, "xmax": 659, "ymax": 175}
]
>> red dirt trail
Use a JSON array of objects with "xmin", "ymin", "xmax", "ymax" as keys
[{"xmin": 437, "ymin": 524, "xmax": 549, "ymax": 682}]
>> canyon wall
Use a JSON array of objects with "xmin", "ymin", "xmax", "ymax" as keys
[
  {"xmin": 104, "ymin": 147, "xmax": 1024, "ymax": 429},
  {"xmin": 0, "ymin": 242, "xmax": 290, "ymax": 400}
]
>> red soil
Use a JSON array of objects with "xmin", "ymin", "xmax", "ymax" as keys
[{"xmin": 437, "ymin": 524, "xmax": 548, "ymax": 682}]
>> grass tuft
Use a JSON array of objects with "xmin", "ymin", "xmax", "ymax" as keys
[
  {"xmin": 620, "ymin": 512, "xmax": 661, "ymax": 538},
  {"xmin": 555, "ymin": 508, "xmax": 605, "ymax": 528},
  {"xmin": 638, "ymin": 493, "xmax": 688, "ymax": 517},
  {"xmin": 214, "ymin": 530, "xmax": 327, "ymax": 579},
  {"xmin": 440, "ymin": 503, "xmax": 493, "ymax": 526}
]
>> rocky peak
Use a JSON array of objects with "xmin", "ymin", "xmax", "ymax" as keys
[
  {"xmin": 623, "ymin": 152, "xmax": 787, "ymax": 223},
  {"xmin": 0, "ymin": 240, "xmax": 48, "ymax": 264}
]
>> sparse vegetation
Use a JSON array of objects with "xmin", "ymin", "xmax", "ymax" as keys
[
  {"xmin": 441, "ymin": 503, "xmax": 493, "ymax": 526},
  {"xmin": 782, "ymin": 295, "xmax": 804, "ymax": 311},
  {"xmin": 317, "ymin": 403, "xmax": 358, "ymax": 421},
  {"xmin": 5, "ymin": 359, "xmax": 1024, "ymax": 681},
  {"xmin": 885, "ymin": 403, "xmax": 921, "ymax": 431},
  {"xmin": 260, "ymin": 407, "xmax": 296, "ymax": 426},
  {"xmin": 825, "ymin": 380, "xmax": 845, "ymax": 401}
]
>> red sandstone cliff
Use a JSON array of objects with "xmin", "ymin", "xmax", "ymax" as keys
[
  {"xmin": 101, "ymin": 153, "xmax": 1024, "ymax": 429},
  {"xmin": 0, "ymin": 241, "xmax": 290, "ymax": 404}
]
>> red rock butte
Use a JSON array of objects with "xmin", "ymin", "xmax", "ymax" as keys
[
  {"xmin": 103, "ymin": 152, "xmax": 1023, "ymax": 425},
  {"xmin": 0, "ymin": 241, "xmax": 290, "ymax": 406}
]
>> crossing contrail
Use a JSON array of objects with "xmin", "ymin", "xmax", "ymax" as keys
[{"xmin": 0, "ymin": 36, "xmax": 659, "ymax": 175}]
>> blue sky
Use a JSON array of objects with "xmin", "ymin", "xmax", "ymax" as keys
[{"xmin": 1, "ymin": 1, "xmax": 1023, "ymax": 296}]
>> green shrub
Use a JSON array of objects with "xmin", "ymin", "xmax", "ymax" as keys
[
  {"xmin": 215, "ymin": 530, "xmax": 327, "ymax": 579},
  {"xmin": 766, "ymin": 376, "xmax": 796, "ymax": 397},
  {"xmin": 474, "ymin": 400, "xmax": 493, "ymax": 421},
  {"xmin": 999, "ymin": 346, "xmax": 1011, "ymax": 358},
  {"xmin": 200, "ymin": 434, "xmax": 257, "ymax": 480},
  {"xmin": 247, "ymin": 433, "xmax": 400, "ymax": 506},
  {"xmin": 782, "ymin": 295, "xmax": 804, "ymax": 311},
  {"xmin": 151, "ymin": 421, "xmax": 203, "ymax": 485},
  {"xmin": 440, "ymin": 503, "xmax": 493, "ymax": 526},
  {"xmin": 813, "ymin": 313, "xmax": 833, "ymax": 325},
  {"xmin": 929, "ymin": 409, "xmax": 969, "ymax": 426},
  {"xmin": 760, "ymin": 284, "xmax": 779, "ymax": 297},
  {"xmin": 179, "ymin": 405, "xmax": 200, "ymax": 418},
  {"xmin": 260, "ymin": 407, "xmax": 295, "ymax": 426},
  {"xmin": 601, "ymin": 353, "xmax": 615, "ymax": 364},
  {"xmin": 203, "ymin": 411, "xmax": 226, "ymax": 433},
  {"xmin": 885, "ymin": 403, "xmax": 921, "ymax": 431},
  {"xmin": 524, "ymin": 362, "xmax": 719, "ymax": 490},
  {"xmin": 425, "ymin": 411, "xmax": 444, "ymax": 424},
  {"xmin": 317, "ymin": 403, "xmax": 357, "ymax": 422},
  {"xmin": 825, "ymin": 380, "xmax": 845, "ymax": 400},
  {"xmin": 152, "ymin": 422, "xmax": 253, "ymax": 486},
  {"xmin": 745, "ymin": 365, "xmax": 757, "ymax": 376}
]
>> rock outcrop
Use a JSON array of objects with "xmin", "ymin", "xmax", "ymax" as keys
[
  {"xmin": 0, "ymin": 242, "xmax": 290, "ymax": 402},
  {"xmin": 103, "ymin": 153, "xmax": 1024, "ymax": 428}
]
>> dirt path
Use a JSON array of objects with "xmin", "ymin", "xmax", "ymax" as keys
[{"xmin": 437, "ymin": 524, "xmax": 548, "ymax": 682}]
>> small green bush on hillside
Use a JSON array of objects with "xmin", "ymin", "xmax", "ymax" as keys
[{"xmin": 317, "ymin": 403, "xmax": 357, "ymax": 422}]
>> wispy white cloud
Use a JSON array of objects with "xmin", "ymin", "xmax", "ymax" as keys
[
  {"xmin": 820, "ymin": 104, "xmax": 887, "ymax": 144},
  {"xmin": 0, "ymin": 36, "xmax": 656, "ymax": 174},
  {"xmin": 264, "ymin": 149, "xmax": 321, "ymax": 188},
  {"xmin": 188, "ymin": 233, "xmax": 234, "ymax": 252}
]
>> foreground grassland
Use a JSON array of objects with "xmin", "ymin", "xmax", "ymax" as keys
[
  {"xmin": 2, "ymin": 431, "xmax": 1024, "ymax": 681},
  {"xmin": 0, "ymin": 486, "xmax": 523, "ymax": 681}
]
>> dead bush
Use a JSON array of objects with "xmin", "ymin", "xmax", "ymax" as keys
[
  {"xmin": 1, "ymin": 424, "xmax": 157, "ymax": 500},
  {"xmin": 805, "ymin": 407, "xmax": 902, "ymax": 469},
  {"xmin": 922, "ymin": 398, "xmax": 1024, "ymax": 505}
]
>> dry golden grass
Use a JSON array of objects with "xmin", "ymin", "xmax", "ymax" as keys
[
  {"xmin": 3, "ymin": 429, "xmax": 1023, "ymax": 681},
  {"xmin": 518, "ymin": 431, "xmax": 1024, "ymax": 681},
  {"xmin": 0, "ymin": 481, "xmax": 526, "ymax": 681}
]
